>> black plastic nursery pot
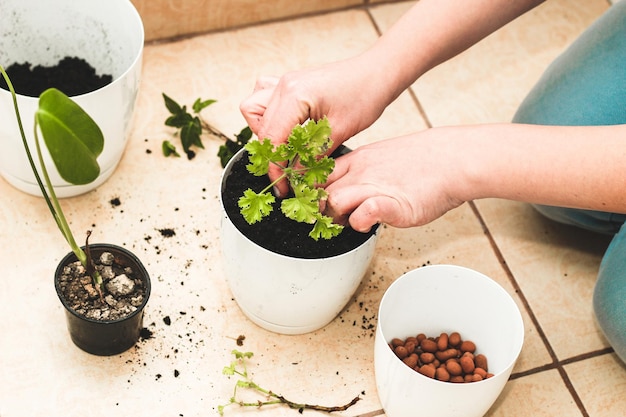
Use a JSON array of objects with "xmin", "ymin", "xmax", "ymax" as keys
[{"xmin": 54, "ymin": 244, "xmax": 151, "ymax": 356}]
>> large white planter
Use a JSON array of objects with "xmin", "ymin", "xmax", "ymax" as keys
[
  {"xmin": 220, "ymin": 149, "xmax": 379, "ymax": 335},
  {"xmin": 0, "ymin": 0, "xmax": 144, "ymax": 197}
]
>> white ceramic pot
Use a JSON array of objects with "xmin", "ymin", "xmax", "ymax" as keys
[
  {"xmin": 220, "ymin": 149, "xmax": 379, "ymax": 335},
  {"xmin": 0, "ymin": 0, "xmax": 144, "ymax": 197},
  {"xmin": 374, "ymin": 265, "xmax": 524, "ymax": 417}
]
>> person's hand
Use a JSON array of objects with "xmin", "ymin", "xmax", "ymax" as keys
[
  {"xmin": 240, "ymin": 56, "xmax": 394, "ymax": 196},
  {"xmin": 323, "ymin": 129, "xmax": 468, "ymax": 232}
]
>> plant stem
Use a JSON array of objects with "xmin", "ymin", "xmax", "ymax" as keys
[
  {"xmin": 0, "ymin": 66, "xmax": 56, "ymax": 217},
  {"xmin": 258, "ymin": 173, "xmax": 287, "ymax": 196},
  {"xmin": 1, "ymin": 65, "xmax": 102, "ymax": 290},
  {"xmin": 220, "ymin": 351, "xmax": 361, "ymax": 415},
  {"xmin": 32, "ymin": 125, "xmax": 87, "ymax": 265},
  {"xmin": 200, "ymin": 119, "xmax": 231, "ymax": 142}
]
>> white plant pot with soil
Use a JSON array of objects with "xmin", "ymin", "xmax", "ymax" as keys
[
  {"xmin": 220, "ymin": 147, "xmax": 379, "ymax": 335},
  {"xmin": 0, "ymin": 0, "xmax": 144, "ymax": 197},
  {"xmin": 55, "ymin": 244, "xmax": 151, "ymax": 356}
]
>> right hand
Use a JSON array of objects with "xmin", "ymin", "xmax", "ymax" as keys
[{"xmin": 240, "ymin": 56, "xmax": 392, "ymax": 196}]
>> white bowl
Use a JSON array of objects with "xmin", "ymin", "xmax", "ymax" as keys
[
  {"xmin": 0, "ymin": 0, "xmax": 144, "ymax": 197},
  {"xmin": 375, "ymin": 265, "xmax": 524, "ymax": 417}
]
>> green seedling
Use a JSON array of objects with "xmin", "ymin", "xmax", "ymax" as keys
[
  {"xmin": 238, "ymin": 117, "xmax": 343, "ymax": 240},
  {"xmin": 1, "ymin": 65, "xmax": 104, "ymax": 295},
  {"xmin": 218, "ymin": 350, "xmax": 360, "ymax": 415},
  {"xmin": 162, "ymin": 93, "xmax": 251, "ymax": 166}
]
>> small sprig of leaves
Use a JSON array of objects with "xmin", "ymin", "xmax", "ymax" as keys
[
  {"xmin": 162, "ymin": 93, "xmax": 251, "ymax": 166},
  {"xmin": 238, "ymin": 117, "xmax": 343, "ymax": 240},
  {"xmin": 218, "ymin": 350, "xmax": 361, "ymax": 415}
]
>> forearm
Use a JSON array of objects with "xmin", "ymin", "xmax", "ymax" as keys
[
  {"xmin": 455, "ymin": 123, "xmax": 626, "ymax": 213},
  {"xmin": 362, "ymin": 0, "xmax": 545, "ymax": 103}
]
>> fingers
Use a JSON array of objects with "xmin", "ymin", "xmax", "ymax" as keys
[
  {"xmin": 324, "ymin": 183, "xmax": 384, "ymax": 233},
  {"xmin": 240, "ymin": 75, "xmax": 303, "ymax": 197},
  {"xmin": 253, "ymin": 75, "xmax": 279, "ymax": 92}
]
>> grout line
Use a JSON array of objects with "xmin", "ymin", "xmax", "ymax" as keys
[
  {"xmin": 467, "ymin": 201, "xmax": 590, "ymax": 417},
  {"xmin": 407, "ymin": 87, "xmax": 432, "ymax": 129},
  {"xmin": 510, "ymin": 347, "xmax": 615, "ymax": 380},
  {"xmin": 365, "ymin": 5, "xmax": 433, "ymax": 130}
]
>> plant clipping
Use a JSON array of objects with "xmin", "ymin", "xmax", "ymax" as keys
[
  {"xmin": 239, "ymin": 117, "xmax": 344, "ymax": 240},
  {"xmin": 162, "ymin": 93, "xmax": 251, "ymax": 166},
  {"xmin": 218, "ymin": 350, "xmax": 360, "ymax": 415}
]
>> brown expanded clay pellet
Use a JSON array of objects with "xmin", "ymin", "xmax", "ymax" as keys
[{"xmin": 388, "ymin": 332, "xmax": 494, "ymax": 383}]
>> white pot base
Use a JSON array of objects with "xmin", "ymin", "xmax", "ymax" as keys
[
  {"xmin": 236, "ymin": 302, "xmax": 331, "ymax": 335},
  {"xmin": 0, "ymin": 162, "xmax": 118, "ymax": 198}
]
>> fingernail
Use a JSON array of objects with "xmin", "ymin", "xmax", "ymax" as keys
[{"xmin": 273, "ymin": 186, "xmax": 281, "ymax": 197}]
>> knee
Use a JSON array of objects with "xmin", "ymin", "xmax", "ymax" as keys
[
  {"xmin": 594, "ymin": 231, "xmax": 626, "ymax": 364},
  {"xmin": 532, "ymin": 204, "xmax": 624, "ymax": 235}
]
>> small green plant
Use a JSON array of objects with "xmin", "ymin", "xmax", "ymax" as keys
[
  {"xmin": 238, "ymin": 117, "xmax": 344, "ymax": 240},
  {"xmin": 218, "ymin": 350, "xmax": 360, "ymax": 415},
  {"xmin": 161, "ymin": 93, "xmax": 251, "ymax": 166},
  {"xmin": 1, "ymin": 64, "xmax": 104, "ymax": 295}
]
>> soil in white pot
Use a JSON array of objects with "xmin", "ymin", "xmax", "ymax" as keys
[
  {"xmin": 222, "ymin": 151, "xmax": 378, "ymax": 259},
  {"xmin": 0, "ymin": 57, "xmax": 112, "ymax": 97}
]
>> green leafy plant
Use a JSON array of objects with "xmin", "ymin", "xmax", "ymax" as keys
[
  {"xmin": 162, "ymin": 93, "xmax": 251, "ymax": 166},
  {"xmin": 238, "ymin": 117, "xmax": 344, "ymax": 240},
  {"xmin": 218, "ymin": 350, "xmax": 360, "ymax": 415},
  {"xmin": 1, "ymin": 65, "xmax": 104, "ymax": 295}
]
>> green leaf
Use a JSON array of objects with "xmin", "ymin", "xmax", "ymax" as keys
[
  {"xmin": 217, "ymin": 127, "xmax": 254, "ymax": 168},
  {"xmin": 162, "ymin": 140, "xmax": 180, "ymax": 157},
  {"xmin": 310, "ymin": 215, "xmax": 344, "ymax": 240},
  {"xmin": 238, "ymin": 117, "xmax": 344, "ymax": 239},
  {"xmin": 217, "ymin": 142, "xmax": 238, "ymax": 168},
  {"xmin": 236, "ymin": 126, "xmax": 253, "ymax": 145},
  {"xmin": 180, "ymin": 118, "xmax": 204, "ymax": 152},
  {"xmin": 164, "ymin": 110, "xmax": 192, "ymax": 128},
  {"xmin": 192, "ymin": 98, "xmax": 216, "ymax": 113},
  {"xmin": 238, "ymin": 189, "xmax": 275, "ymax": 224},
  {"xmin": 303, "ymin": 117, "xmax": 332, "ymax": 153},
  {"xmin": 222, "ymin": 363, "xmax": 236, "ymax": 375},
  {"xmin": 302, "ymin": 155, "xmax": 334, "ymax": 184},
  {"xmin": 244, "ymin": 139, "xmax": 275, "ymax": 176},
  {"xmin": 162, "ymin": 93, "xmax": 183, "ymax": 116},
  {"xmin": 35, "ymin": 88, "xmax": 103, "ymax": 185},
  {"xmin": 280, "ymin": 183, "xmax": 320, "ymax": 224},
  {"xmin": 288, "ymin": 117, "xmax": 331, "ymax": 159}
]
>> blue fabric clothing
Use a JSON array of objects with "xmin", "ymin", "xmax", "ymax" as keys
[{"xmin": 512, "ymin": 1, "xmax": 626, "ymax": 363}]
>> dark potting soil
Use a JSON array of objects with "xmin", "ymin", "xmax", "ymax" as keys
[
  {"xmin": 222, "ymin": 151, "xmax": 378, "ymax": 259},
  {"xmin": 0, "ymin": 57, "xmax": 112, "ymax": 97},
  {"xmin": 57, "ymin": 250, "xmax": 148, "ymax": 321}
]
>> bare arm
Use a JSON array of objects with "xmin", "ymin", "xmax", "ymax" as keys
[
  {"xmin": 241, "ymin": 0, "xmax": 545, "ymax": 195},
  {"xmin": 324, "ymin": 123, "xmax": 626, "ymax": 232}
]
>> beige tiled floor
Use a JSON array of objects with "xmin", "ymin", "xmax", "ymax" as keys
[{"xmin": 1, "ymin": 1, "xmax": 625, "ymax": 416}]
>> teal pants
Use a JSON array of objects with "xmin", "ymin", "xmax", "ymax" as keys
[{"xmin": 513, "ymin": 1, "xmax": 626, "ymax": 363}]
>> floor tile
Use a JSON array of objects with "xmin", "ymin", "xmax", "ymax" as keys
[
  {"xmin": 485, "ymin": 370, "xmax": 582, "ymax": 417},
  {"xmin": 566, "ymin": 353, "xmax": 626, "ymax": 417},
  {"xmin": 474, "ymin": 198, "xmax": 613, "ymax": 360},
  {"xmin": 371, "ymin": 0, "xmax": 609, "ymax": 126}
]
